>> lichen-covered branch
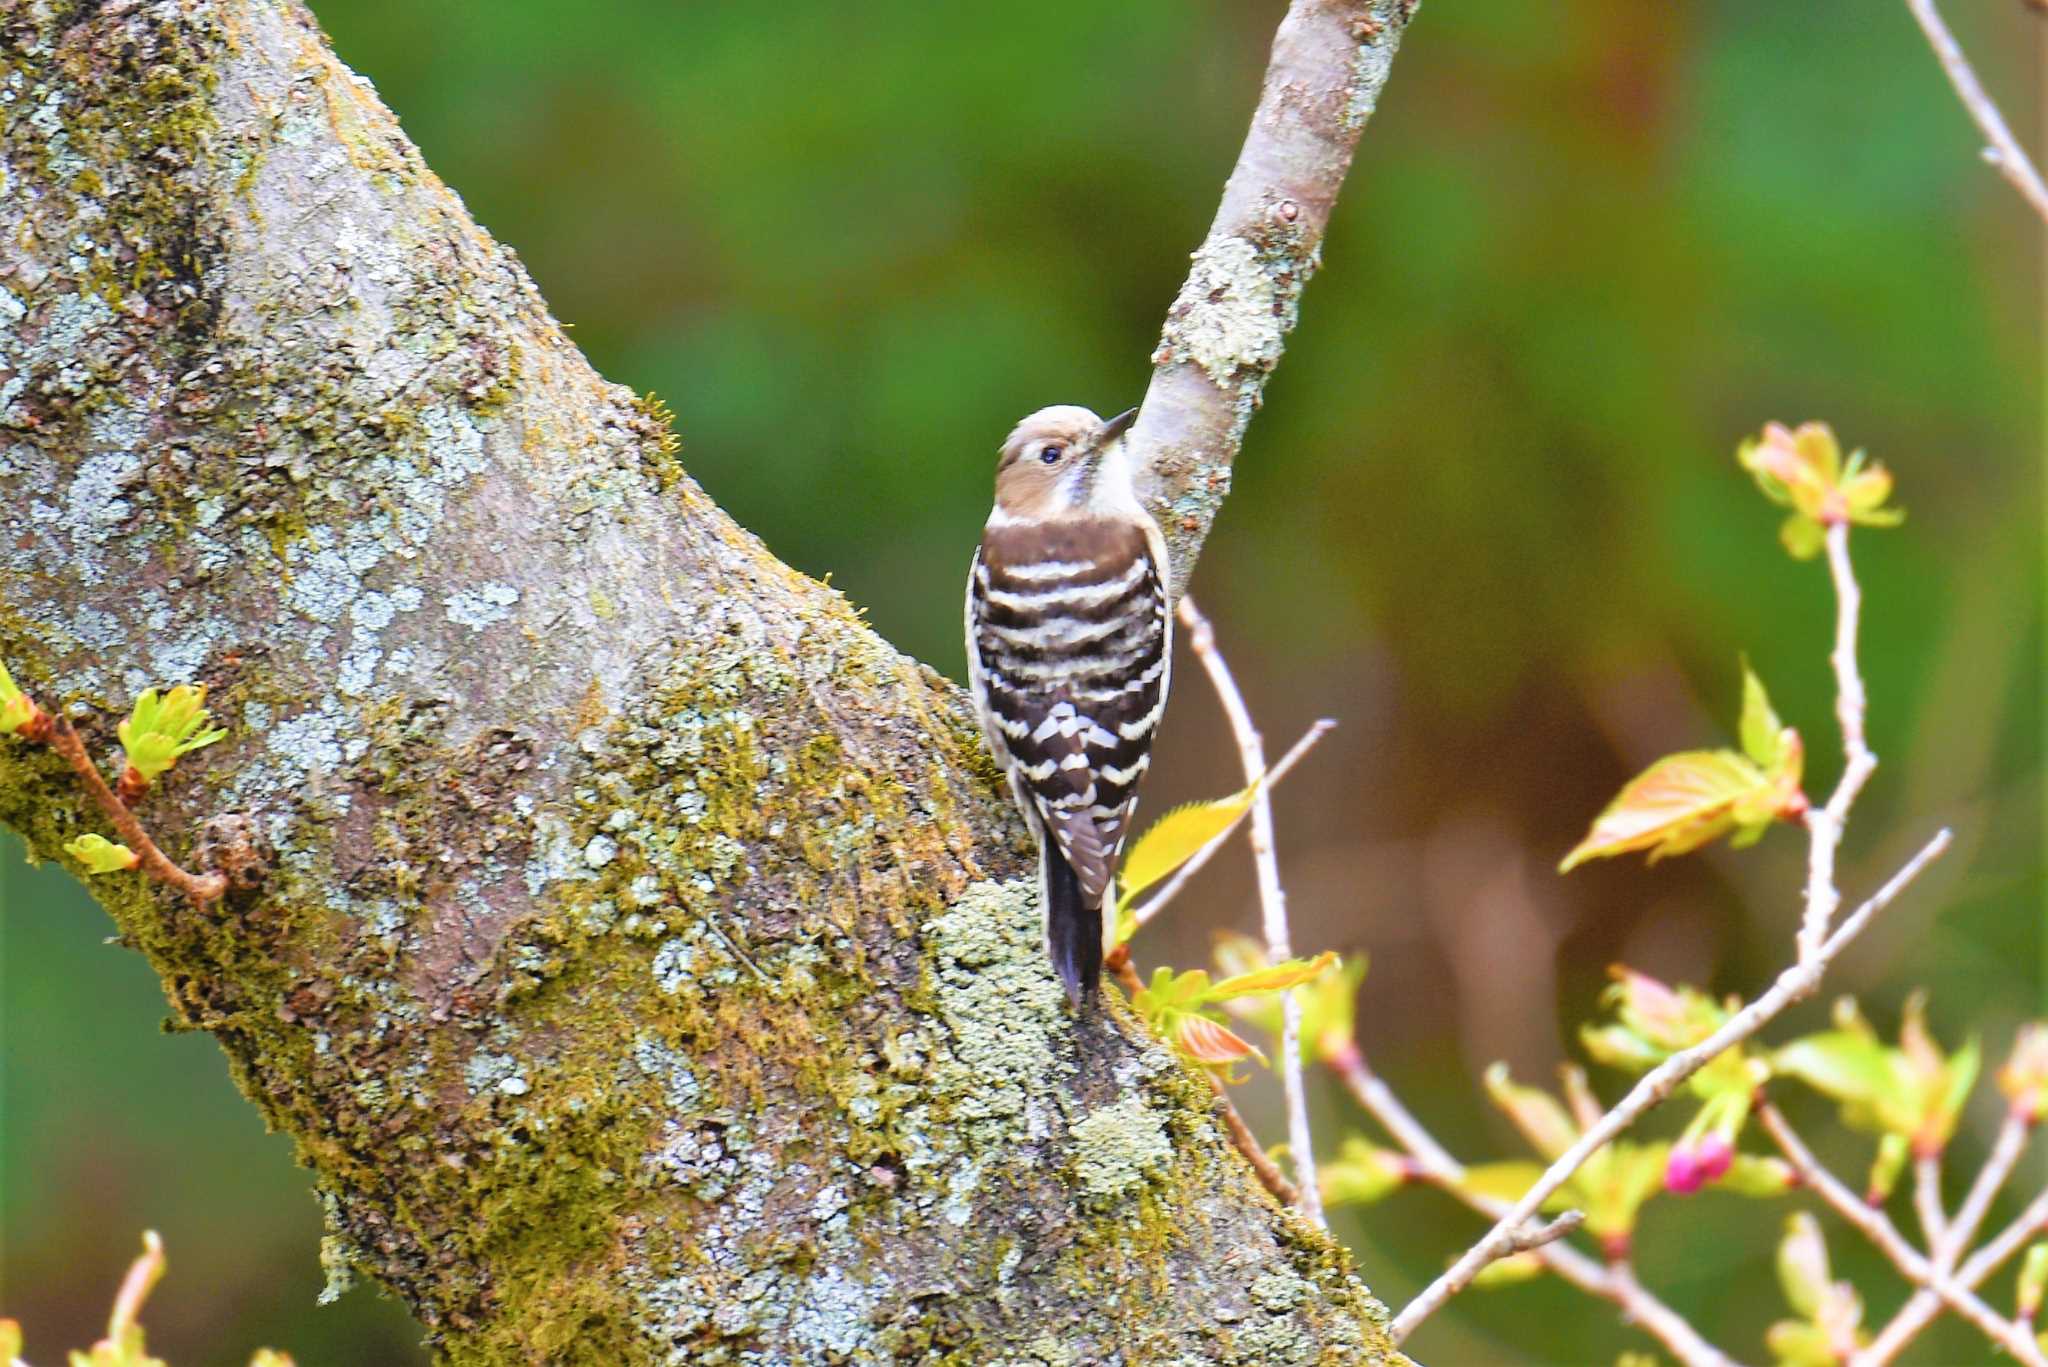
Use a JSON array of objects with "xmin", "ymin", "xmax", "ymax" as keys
[
  {"xmin": 0, "ymin": 1, "xmax": 1411, "ymax": 1361},
  {"xmin": 1130, "ymin": 0, "xmax": 1417, "ymax": 592}
]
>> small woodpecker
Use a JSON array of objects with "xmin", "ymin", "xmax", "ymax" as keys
[{"xmin": 964, "ymin": 404, "xmax": 1172, "ymax": 1006}]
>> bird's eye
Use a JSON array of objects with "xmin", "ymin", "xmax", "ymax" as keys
[{"xmin": 1039, "ymin": 445, "xmax": 1065, "ymax": 465}]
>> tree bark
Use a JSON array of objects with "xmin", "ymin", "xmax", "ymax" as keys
[{"xmin": 0, "ymin": 0, "xmax": 1414, "ymax": 1361}]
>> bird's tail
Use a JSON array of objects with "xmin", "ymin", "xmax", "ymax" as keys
[{"xmin": 1041, "ymin": 838, "xmax": 1102, "ymax": 1009}]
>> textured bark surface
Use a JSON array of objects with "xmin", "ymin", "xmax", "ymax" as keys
[{"xmin": 0, "ymin": 0, "xmax": 1412, "ymax": 1361}]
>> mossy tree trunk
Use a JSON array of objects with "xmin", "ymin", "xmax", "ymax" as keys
[{"xmin": 0, "ymin": 0, "xmax": 1414, "ymax": 1360}]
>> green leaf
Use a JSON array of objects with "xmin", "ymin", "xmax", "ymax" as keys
[
  {"xmin": 2018, "ymin": 1243, "xmax": 2048, "ymax": 1321},
  {"xmin": 1716, "ymin": 1153, "xmax": 1796, "ymax": 1198},
  {"xmin": 1779, "ymin": 513, "xmax": 1826, "ymax": 560},
  {"xmin": 1470, "ymin": 1250, "xmax": 1546, "ymax": 1289},
  {"xmin": 63, "ymin": 834, "xmax": 139, "ymax": 875},
  {"xmin": 1115, "ymin": 780, "xmax": 1262, "ymax": 912},
  {"xmin": 1206, "ymin": 950, "xmax": 1339, "ymax": 1004},
  {"xmin": 1772, "ymin": 1032, "xmax": 1901, "ymax": 1116},
  {"xmin": 1776, "ymin": 1211, "xmax": 1831, "ymax": 1320},
  {"xmin": 1483, "ymin": 1064, "xmax": 1579, "ymax": 1161},
  {"xmin": 1764, "ymin": 1320, "xmax": 1836, "ymax": 1367},
  {"xmin": 1319, "ymin": 1137, "xmax": 1408, "ymax": 1208},
  {"xmin": 1559, "ymin": 749, "xmax": 1769, "ymax": 871},
  {"xmin": 0, "ymin": 659, "xmax": 32, "ymax": 735},
  {"xmin": 1456, "ymin": 1160, "xmax": 1546, "ymax": 1205},
  {"xmin": 1739, "ymin": 658, "xmax": 1785, "ymax": 769},
  {"xmin": 118, "ymin": 685, "xmax": 228, "ymax": 781}
]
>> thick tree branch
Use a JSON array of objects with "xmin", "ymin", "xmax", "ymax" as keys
[
  {"xmin": 0, "ymin": 0, "xmax": 1416, "ymax": 1359},
  {"xmin": 1131, "ymin": 0, "xmax": 1416, "ymax": 591}
]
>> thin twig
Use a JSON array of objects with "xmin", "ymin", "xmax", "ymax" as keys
[
  {"xmin": 1123, "ymin": 718, "xmax": 1336, "ymax": 935},
  {"xmin": 1868, "ymin": 1185, "xmax": 2048, "ymax": 1361},
  {"xmin": 1211, "ymin": 1074, "xmax": 1299, "ymax": 1207},
  {"xmin": 1943, "ymin": 1111, "xmax": 2034, "ymax": 1265},
  {"xmin": 1176, "ymin": 594, "xmax": 1323, "ymax": 1225},
  {"xmin": 1507, "ymin": 1210, "xmax": 1582, "ymax": 1252},
  {"xmin": 1389, "ymin": 827, "xmax": 1951, "ymax": 1344},
  {"xmin": 1799, "ymin": 522, "xmax": 1879, "ymax": 961},
  {"xmin": 1914, "ymin": 1153, "xmax": 1950, "ymax": 1252},
  {"xmin": 1330, "ymin": 1044, "xmax": 1735, "ymax": 1367},
  {"xmin": 47, "ymin": 717, "xmax": 225, "ymax": 902},
  {"xmin": 1904, "ymin": 0, "xmax": 2048, "ymax": 223},
  {"xmin": 1960, "ymin": 1185, "xmax": 2048, "ymax": 1290},
  {"xmin": 1756, "ymin": 1102, "xmax": 2046, "ymax": 1366}
]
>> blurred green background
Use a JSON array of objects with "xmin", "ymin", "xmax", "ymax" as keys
[{"xmin": 4, "ymin": 1, "xmax": 2040, "ymax": 1362}]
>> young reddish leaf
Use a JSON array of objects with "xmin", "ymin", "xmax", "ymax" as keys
[
  {"xmin": 1115, "ymin": 781, "xmax": 1262, "ymax": 913},
  {"xmin": 1206, "ymin": 950, "xmax": 1339, "ymax": 1003},
  {"xmin": 1173, "ymin": 1014, "xmax": 1264, "ymax": 1070},
  {"xmin": 1739, "ymin": 421, "xmax": 1840, "ymax": 520},
  {"xmin": 1559, "ymin": 749, "xmax": 1768, "ymax": 872}
]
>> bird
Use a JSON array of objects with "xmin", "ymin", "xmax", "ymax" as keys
[{"xmin": 964, "ymin": 404, "xmax": 1172, "ymax": 1007}]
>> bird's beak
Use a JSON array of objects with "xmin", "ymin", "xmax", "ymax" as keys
[{"xmin": 1095, "ymin": 406, "xmax": 1139, "ymax": 447}]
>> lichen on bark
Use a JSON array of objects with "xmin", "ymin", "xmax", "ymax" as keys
[{"xmin": 0, "ymin": 0, "xmax": 1411, "ymax": 1361}]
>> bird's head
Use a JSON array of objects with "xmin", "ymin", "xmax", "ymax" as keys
[{"xmin": 991, "ymin": 405, "xmax": 1140, "ymax": 520}]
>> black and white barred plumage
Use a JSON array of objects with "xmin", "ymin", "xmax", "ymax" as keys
[{"xmin": 965, "ymin": 405, "xmax": 1171, "ymax": 1006}]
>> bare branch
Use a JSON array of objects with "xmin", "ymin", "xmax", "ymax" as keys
[
  {"xmin": 1176, "ymin": 594, "xmax": 1322, "ymax": 1224},
  {"xmin": 1904, "ymin": 0, "xmax": 2048, "ymax": 223},
  {"xmin": 1211, "ymin": 1075, "xmax": 1301, "ymax": 1209}
]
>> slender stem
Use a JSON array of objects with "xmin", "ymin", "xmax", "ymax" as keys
[
  {"xmin": 1124, "ymin": 718, "xmax": 1335, "ymax": 935},
  {"xmin": 1903, "ymin": 0, "xmax": 2048, "ymax": 223},
  {"xmin": 1943, "ymin": 1112, "xmax": 2034, "ymax": 1266},
  {"xmin": 1757, "ymin": 1103, "xmax": 2046, "ymax": 1366},
  {"xmin": 1800, "ymin": 522, "xmax": 1878, "ymax": 961},
  {"xmin": 1331, "ymin": 1045, "xmax": 1735, "ymax": 1367},
  {"xmin": 1210, "ymin": 1074, "xmax": 1299, "ymax": 1208},
  {"xmin": 1389, "ymin": 828, "xmax": 1951, "ymax": 1344},
  {"xmin": 47, "ymin": 717, "xmax": 225, "ymax": 903},
  {"xmin": 1959, "ymin": 1185, "xmax": 2048, "ymax": 1290},
  {"xmin": 1914, "ymin": 1154, "xmax": 1950, "ymax": 1252},
  {"xmin": 1175, "ymin": 595, "xmax": 1323, "ymax": 1225}
]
